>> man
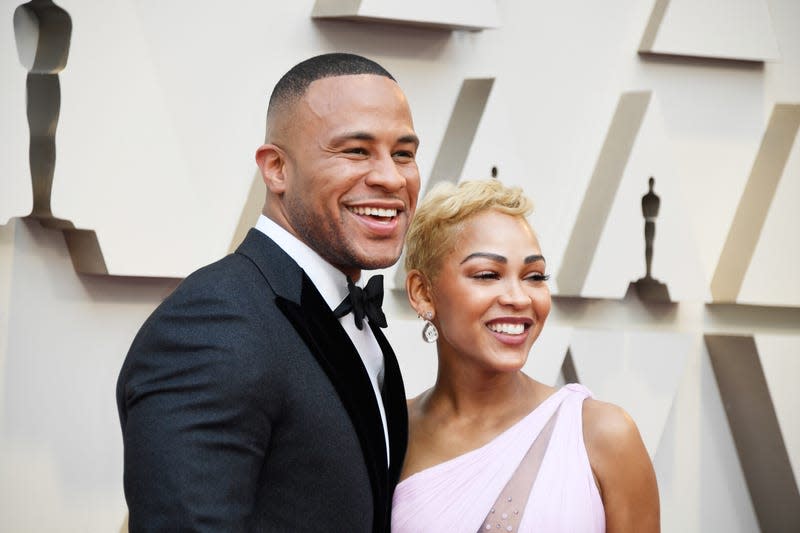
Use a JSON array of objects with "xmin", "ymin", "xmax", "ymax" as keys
[{"xmin": 117, "ymin": 53, "xmax": 420, "ymax": 532}]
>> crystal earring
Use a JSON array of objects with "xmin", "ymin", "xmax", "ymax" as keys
[{"xmin": 421, "ymin": 311, "xmax": 438, "ymax": 343}]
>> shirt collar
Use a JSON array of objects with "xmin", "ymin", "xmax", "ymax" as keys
[{"xmin": 255, "ymin": 215, "xmax": 350, "ymax": 310}]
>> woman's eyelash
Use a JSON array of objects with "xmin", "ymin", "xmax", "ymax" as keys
[{"xmin": 471, "ymin": 272, "xmax": 550, "ymax": 281}]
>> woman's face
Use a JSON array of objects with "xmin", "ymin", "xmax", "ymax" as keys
[{"xmin": 429, "ymin": 210, "xmax": 551, "ymax": 374}]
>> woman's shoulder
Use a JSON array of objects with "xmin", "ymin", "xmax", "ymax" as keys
[
  {"xmin": 581, "ymin": 397, "xmax": 641, "ymax": 450},
  {"xmin": 580, "ymin": 397, "xmax": 654, "ymax": 502},
  {"xmin": 580, "ymin": 399, "xmax": 661, "ymax": 531}
]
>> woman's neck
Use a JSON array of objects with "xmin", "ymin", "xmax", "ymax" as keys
[{"xmin": 423, "ymin": 362, "xmax": 540, "ymax": 424}]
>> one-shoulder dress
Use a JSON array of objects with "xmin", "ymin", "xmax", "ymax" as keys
[{"xmin": 391, "ymin": 384, "xmax": 605, "ymax": 532}]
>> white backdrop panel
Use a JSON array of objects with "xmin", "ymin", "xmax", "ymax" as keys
[
  {"xmin": 642, "ymin": 0, "xmax": 780, "ymax": 61},
  {"xmin": 570, "ymin": 328, "xmax": 691, "ymax": 457},
  {"xmin": 654, "ymin": 341, "xmax": 760, "ymax": 533},
  {"xmin": 739, "ymin": 132, "xmax": 800, "ymax": 306},
  {"xmin": 582, "ymin": 95, "xmax": 707, "ymax": 301}
]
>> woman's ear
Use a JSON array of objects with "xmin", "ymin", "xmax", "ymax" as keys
[
  {"xmin": 406, "ymin": 269, "xmax": 433, "ymax": 316},
  {"xmin": 255, "ymin": 143, "xmax": 287, "ymax": 194}
]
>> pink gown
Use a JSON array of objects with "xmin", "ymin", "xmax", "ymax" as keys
[{"xmin": 391, "ymin": 384, "xmax": 605, "ymax": 532}]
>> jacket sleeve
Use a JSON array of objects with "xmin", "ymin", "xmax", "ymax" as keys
[{"xmin": 117, "ymin": 281, "xmax": 274, "ymax": 532}]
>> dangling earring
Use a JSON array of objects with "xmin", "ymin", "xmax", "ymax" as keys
[{"xmin": 421, "ymin": 311, "xmax": 439, "ymax": 343}]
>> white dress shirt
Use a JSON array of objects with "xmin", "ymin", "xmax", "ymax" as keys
[{"xmin": 254, "ymin": 215, "xmax": 390, "ymax": 461}]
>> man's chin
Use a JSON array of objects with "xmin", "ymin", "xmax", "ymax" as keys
[{"xmin": 352, "ymin": 246, "xmax": 404, "ymax": 271}]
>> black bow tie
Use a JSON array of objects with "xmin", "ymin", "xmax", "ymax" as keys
[{"xmin": 333, "ymin": 275, "xmax": 387, "ymax": 330}]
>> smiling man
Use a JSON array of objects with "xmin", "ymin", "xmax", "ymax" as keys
[{"xmin": 117, "ymin": 53, "xmax": 420, "ymax": 532}]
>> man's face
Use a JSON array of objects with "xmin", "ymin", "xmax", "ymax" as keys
[{"xmin": 273, "ymin": 74, "xmax": 420, "ymax": 279}]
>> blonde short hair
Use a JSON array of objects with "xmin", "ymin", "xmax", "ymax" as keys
[{"xmin": 404, "ymin": 179, "xmax": 534, "ymax": 279}]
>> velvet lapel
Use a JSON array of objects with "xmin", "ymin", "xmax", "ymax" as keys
[
  {"xmin": 236, "ymin": 229, "xmax": 395, "ymax": 531},
  {"xmin": 276, "ymin": 276, "xmax": 389, "ymax": 530},
  {"xmin": 370, "ymin": 323, "xmax": 409, "ymax": 488}
]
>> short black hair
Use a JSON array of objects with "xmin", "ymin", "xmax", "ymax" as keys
[{"xmin": 267, "ymin": 53, "xmax": 396, "ymax": 118}]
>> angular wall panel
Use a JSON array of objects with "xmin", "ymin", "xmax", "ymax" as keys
[
  {"xmin": 737, "ymin": 106, "xmax": 800, "ymax": 307},
  {"xmin": 569, "ymin": 329, "xmax": 691, "ymax": 458},
  {"xmin": 639, "ymin": 0, "xmax": 780, "ymax": 62},
  {"xmin": 557, "ymin": 91, "xmax": 707, "ymax": 301},
  {"xmin": 711, "ymin": 104, "xmax": 800, "ymax": 305},
  {"xmin": 556, "ymin": 92, "xmax": 651, "ymax": 297},
  {"xmin": 312, "ymin": 0, "xmax": 500, "ymax": 31},
  {"xmin": 654, "ymin": 343, "xmax": 760, "ymax": 533},
  {"xmin": 706, "ymin": 334, "xmax": 800, "ymax": 533}
]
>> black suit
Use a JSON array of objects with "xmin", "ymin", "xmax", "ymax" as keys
[{"xmin": 117, "ymin": 229, "xmax": 408, "ymax": 532}]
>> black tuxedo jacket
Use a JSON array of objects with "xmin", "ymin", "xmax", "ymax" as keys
[{"xmin": 117, "ymin": 229, "xmax": 408, "ymax": 532}]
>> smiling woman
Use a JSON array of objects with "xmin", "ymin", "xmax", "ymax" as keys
[{"xmin": 393, "ymin": 179, "xmax": 660, "ymax": 533}]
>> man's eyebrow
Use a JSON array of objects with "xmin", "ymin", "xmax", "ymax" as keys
[
  {"xmin": 460, "ymin": 252, "xmax": 507, "ymax": 265},
  {"xmin": 398, "ymin": 134, "xmax": 420, "ymax": 147},
  {"xmin": 331, "ymin": 131, "xmax": 376, "ymax": 144},
  {"xmin": 330, "ymin": 132, "xmax": 420, "ymax": 147},
  {"xmin": 524, "ymin": 254, "xmax": 546, "ymax": 264}
]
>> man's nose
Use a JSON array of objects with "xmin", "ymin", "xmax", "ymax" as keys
[{"xmin": 365, "ymin": 153, "xmax": 406, "ymax": 191}]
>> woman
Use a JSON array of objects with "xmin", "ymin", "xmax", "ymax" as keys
[{"xmin": 392, "ymin": 180, "xmax": 659, "ymax": 532}]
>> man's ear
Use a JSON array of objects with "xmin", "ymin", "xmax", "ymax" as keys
[
  {"xmin": 255, "ymin": 143, "xmax": 287, "ymax": 194},
  {"xmin": 406, "ymin": 269, "xmax": 434, "ymax": 315}
]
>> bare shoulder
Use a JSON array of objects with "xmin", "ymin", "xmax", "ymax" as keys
[
  {"xmin": 582, "ymin": 398, "xmax": 641, "ymax": 453},
  {"xmin": 581, "ymin": 398, "xmax": 660, "ymax": 532}
]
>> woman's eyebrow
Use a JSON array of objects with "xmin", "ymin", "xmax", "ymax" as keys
[{"xmin": 460, "ymin": 252, "xmax": 506, "ymax": 265}]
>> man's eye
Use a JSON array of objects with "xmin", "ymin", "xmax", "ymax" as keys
[
  {"xmin": 393, "ymin": 150, "xmax": 415, "ymax": 160},
  {"xmin": 344, "ymin": 148, "xmax": 368, "ymax": 155}
]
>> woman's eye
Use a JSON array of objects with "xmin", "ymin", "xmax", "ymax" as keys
[
  {"xmin": 526, "ymin": 273, "xmax": 550, "ymax": 282},
  {"xmin": 473, "ymin": 272, "xmax": 499, "ymax": 280}
]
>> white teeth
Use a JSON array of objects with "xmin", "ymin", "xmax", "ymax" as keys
[
  {"xmin": 488, "ymin": 323, "xmax": 525, "ymax": 335},
  {"xmin": 349, "ymin": 206, "xmax": 398, "ymax": 217}
]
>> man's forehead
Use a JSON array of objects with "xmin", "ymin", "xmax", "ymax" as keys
[
  {"xmin": 305, "ymin": 74, "xmax": 400, "ymax": 101},
  {"xmin": 302, "ymin": 74, "xmax": 409, "ymax": 118}
]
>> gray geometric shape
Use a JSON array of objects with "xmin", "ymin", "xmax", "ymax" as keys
[
  {"xmin": 705, "ymin": 334, "xmax": 800, "ymax": 533},
  {"xmin": 420, "ymin": 78, "xmax": 495, "ymax": 197},
  {"xmin": 311, "ymin": 0, "xmax": 500, "ymax": 31},
  {"xmin": 711, "ymin": 104, "xmax": 800, "ymax": 302},
  {"xmin": 638, "ymin": 0, "xmax": 779, "ymax": 62},
  {"xmin": 556, "ymin": 91, "xmax": 651, "ymax": 296},
  {"xmin": 638, "ymin": 0, "xmax": 670, "ymax": 53},
  {"xmin": 560, "ymin": 347, "xmax": 579, "ymax": 384},
  {"xmin": 569, "ymin": 328, "xmax": 690, "ymax": 458}
]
